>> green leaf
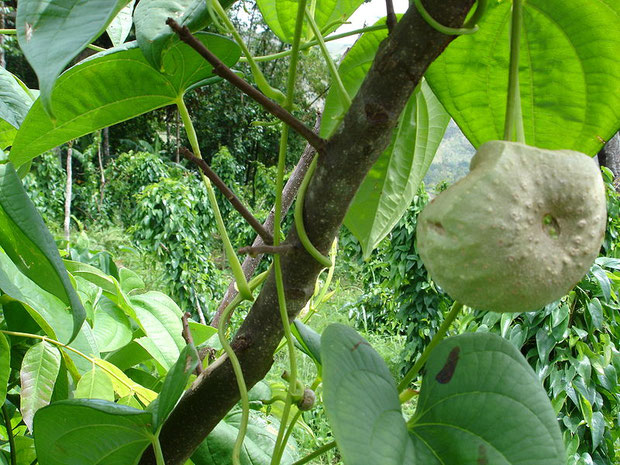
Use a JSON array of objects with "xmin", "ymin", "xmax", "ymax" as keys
[
  {"xmin": 134, "ymin": 0, "xmax": 235, "ymax": 70},
  {"xmin": 409, "ymin": 333, "xmax": 566, "ymax": 465},
  {"xmin": 590, "ymin": 265, "xmax": 611, "ymax": 302},
  {"xmin": 33, "ymin": 399, "xmax": 153, "ymax": 465},
  {"xmin": 590, "ymin": 411, "xmax": 605, "ymax": 452},
  {"xmin": 345, "ymin": 80, "xmax": 449, "ymax": 258},
  {"xmin": 188, "ymin": 320, "xmax": 217, "ymax": 346},
  {"xmin": 74, "ymin": 367, "xmax": 115, "ymax": 402},
  {"xmin": 107, "ymin": 0, "xmax": 135, "ymax": 47},
  {"xmin": 151, "ymin": 344, "xmax": 199, "ymax": 430},
  {"xmin": 0, "ymin": 251, "xmax": 99, "ymax": 375},
  {"xmin": 10, "ymin": 34, "xmax": 241, "ymax": 168},
  {"xmin": 0, "ymin": 163, "xmax": 86, "ymax": 342},
  {"xmin": 192, "ymin": 410, "xmax": 298, "ymax": 465},
  {"xmin": 93, "ymin": 297, "xmax": 133, "ymax": 353},
  {"xmin": 425, "ymin": 0, "xmax": 620, "ymax": 155},
  {"xmin": 321, "ymin": 324, "xmax": 415, "ymax": 465},
  {"xmin": 0, "ymin": 333, "xmax": 10, "ymax": 406},
  {"xmin": 292, "ymin": 320, "xmax": 322, "ymax": 366},
  {"xmin": 0, "ymin": 68, "xmax": 35, "ymax": 149},
  {"xmin": 256, "ymin": 0, "xmax": 364, "ymax": 43},
  {"xmin": 19, "ymin": 341, "xmax": 61, "ymax": 431},
  {"xmin": 131, "ymin": 291, "xmax": 185, "ymax": 370},
  {"xmin": 119, "ymin": 267, "xmax": 145, "ymax": 295},
  {"xmin": 16, "ymin": 0, "xmax": 131, "ymax": 116}
]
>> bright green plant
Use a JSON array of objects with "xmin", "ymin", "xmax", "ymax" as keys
[{"xmin": 0, "ymin": 0, "xmax": 618, "ymax": 465}]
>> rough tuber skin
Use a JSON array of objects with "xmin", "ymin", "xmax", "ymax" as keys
[{"xmin": 417, "ymin": 141, "xmax": 607, "ymax": 313}]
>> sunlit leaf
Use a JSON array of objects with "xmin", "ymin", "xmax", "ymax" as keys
[
  {"xmin": 74, "ymin": 366, "xmax": 115, "ymax": 401},
  {"xmin": 10, "ymin": 34, "xmax": 241, "ymax": 168},
  {"xmin": 20, "ymin": 341, "xmax": 61, "ymax": 431},
  {"xmin": 426, "ymin": 0, "xmax": 620, "ymax": 155},
  {"xmin": 16, "ymin": 0, "xmax": 131, "ymax": 116}
]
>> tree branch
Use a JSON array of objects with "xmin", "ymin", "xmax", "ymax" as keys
[
  {"xmin": 386, "ymin": 0, "xmax": 397, "ymax": 33},
  {"xmin": 142, "ymin": 2, "xmax": 475, "ymax": 463},
  {"xmin": 167, "ymin": 18, "xmax": 326, "ymax": 153},
  {"xmin": 181, "ymin": 146, "xmax": 273, "ymax": 245}
]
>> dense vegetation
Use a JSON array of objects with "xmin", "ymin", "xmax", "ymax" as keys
[{"xmin": 0, "ymin": 0, "xmax": 618, "ymax": 465}]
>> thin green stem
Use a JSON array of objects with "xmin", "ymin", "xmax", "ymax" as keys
[
  {"xmin": 304, "ymin": 8, "xmax": 351, "ymax": 107},
  {"xmin": 209, "ymin": 0, "xmax": 285, "ymax": 103},
  {"xmin": 270, "ymin": 0, "xmax": 308, "ymax": 463},
  {"xmin": 503, "ymin": 0, "xmax": 525, "ymax": 143},
  {"xmin": 0, "ymin": 330, "xmax": 141, "ymax": 399},
  {"xmin": 280, "ymin": 410, "xmax": 302, "ymax": 457},
  {"xmin": 86, "ymin": 44, "xmax": 106, "ymax": 52},
  {"xmin": 176, "ymin": 98, "xmax": 252, "ymax": 300},
  {"xmin": 294, "ymin": 156, "xmax": 332, "ymax": 268},
  {"xmin": 291, "ymin": 441, "xmax": 337, "ymax": 465},
  {"xmin": 413, "ymin": 0, "xmax": 479, "ymax": 35},
  {"xmin": 218, "ymin": 271, "xmax": 268, "ymax": 465},
  {"xmin": 2, "ymin": 403, "xmax": 16, "ymax": 465},
  {"xmin": 397, "ymin": 301, "xmax": 464, "ymax": 392},
  {"xmin": 152, "ymin": 435, "xmax": 166, "ymax": 465},
  {"xmin": 241, "ymin": 24, "xmax": 388, "ymax": 63},
  {"xmin": 0, "ymin": 29, "xmax": 15, "ymax": 34}
]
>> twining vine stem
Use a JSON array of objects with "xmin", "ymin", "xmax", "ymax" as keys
[
  {"xmin": 397, "ymin": 301, "xmax": 464, "ymax": 391},
  {"xmin": 181, "ymin": 147, "xmax": 273, "ymax": 245},
  {"xmin": 269, "ymin": 0, "xmax": 309, "ymax": 462},
  {"xmin": 503, "ymin": 0, "xmax": 525, "ymax": 143},
  {"xmin": 166, "ymin": 18, "xmax": 326, "ymax": 153},
  {"xmin": 290, "ymin": 441, "xmax": 337, "ymax": 465}
]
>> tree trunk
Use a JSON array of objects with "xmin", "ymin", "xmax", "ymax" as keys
[
  {"xmin": 597, "ymin": 131, "xmax": 620, "ymax": 190},
  {"xmin": 140, "ymin": 1, "xmax": 475, "ymax": 463},
  {"xmin": 63, "ymin": 141, "xmax": 73, "ymax": 243}
]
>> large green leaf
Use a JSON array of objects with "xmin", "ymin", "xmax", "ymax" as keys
[
  {"xmin": 0, "ymin": 251, "xmax": 99, "ymax": 374},
  {"xmin": 426, "ymin": 0, "xmax": 620, "ymax": 155},
  {"xmin": 321, "ymin": 324, "xmax": 415, "ymax": 465},
  {"xmin": 74, "ymin": 366, "xmax": 115, "ymax": 402},
  {"xmin": 10, "ymin": 33, "xmax": 241, "ymax": 168},
  {"xmin": 256, "ymin": 0, "xmax": 364, "ymax": 44},
  {"xmin": 93, "ymin": 297, "xmax": 132, "ymax": 353},
  {"xmin": 20, "ymin": 341, "xmax": 61, "ymax": 431},
  {"xmin": 134, "ymin": 0, "xmax": 236, "ymax": 70},
  {"xmin": 0, "ymin": 333, "xmax": 9, "ymax": 406},
  {"xmin": 344, "ymin": 80, "xmax": 449, "ymax": 258},
  {"xmin": 151, "ymin": 344, "xmax": 199, "ymax": 431},
  {"xmin": 0, "ymin": 68, "xmax": 35, "ymax": 150},
  {"xmin": 33, "ymin": 399, "xmax": 153, "ymax": 465},
  {"xmin": 16, "ymin": 0, "xmax": 131, "ymax": 116},
  {"xmin": 192, "ymin": 410, "xmax": 299, "ymax": 465},
  {"xmin": 107, "ymin": 0, "xmax": 135, "ymax": 47},
  {"xmin": 0, "ymin": 163, "xmax": 86, "ymax": 341},
  {"xmin": 409, "ymin": 333, "xmax": 565, "ymax": 464},
  {"xmin": 131, "ymin": 291, "xmax": 185, "ymax": 370}
]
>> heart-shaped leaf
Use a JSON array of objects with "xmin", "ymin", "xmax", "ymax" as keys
[
  {"xmin": 16, "ymin": 0, "xmax": 131, "ymax": 116},
  {"xmin": 33, "ymin": 399, "xmax": 154, "ymax": 465},
  {"xmin": 107, "ymin": 0, "xmax": 135, "ymax": 47},
  {"xmin": 151, "ymin": 344, "xmax": 199, "ymax": 430},
  {"xmin": 256, "ymin": 0, "xmax": 364, "ymax": 44},
  {"xmin": 322, "ymin": 326, "xmax": 566, "ymax": 465},
  {"xmin": 425, "ymin": 0, "xmax": 620, "ymax": 155},
  {"xmin": 74, "ymin": 366, "xmax": 115, "ymax": 402},
  {"xmin": 20, "ymin": 341, "xmax": 61, "ymax": 431},
  {"xmin": 192, "ymin": 409, "xmax": 299, "ymax": 465},
  {"xmin": 10, "ymin": 33, "xmax": 241, "ymax": 168},
  {"xmin": 133, "ymin": 0, "xmax": 236, "ymax": 70},
  {"xmin": 0, "ymin": 163, "xmax": 86, "ymax": 341},
  {"xmin": 409, "ymin": 333, "xmax": 565, "ymax": 464},
  {"xmin": 0, "ymin": 68, "xmax": 36, "ymax": 149},
  {"xmin": 321, "ymin": 324, "xmax": 415, "ymax": 465},
  {"xmin": 0, "ymin": 333, "xmax": 10, "ymax": 406}
]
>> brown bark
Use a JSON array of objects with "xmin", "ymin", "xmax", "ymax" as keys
[
  {"xmin": 140, "ymin": 1, "xmax": 474, "ymax": 464},
  {"xmin": 597, "ymin": 131, "xmax": 620, "ymax": 190}
]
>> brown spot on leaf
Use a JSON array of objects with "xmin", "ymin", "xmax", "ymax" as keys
[
  {"xmin": 351, "ymin": 341, "xmax": 371, "ymax": 352},
  {"xmin": 477, "ymin": 444, "xmax": 488, "ymax": 465},
  {"xmin": 435, "ymin": 346, "xmax": 460, "ymax": 384}
]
